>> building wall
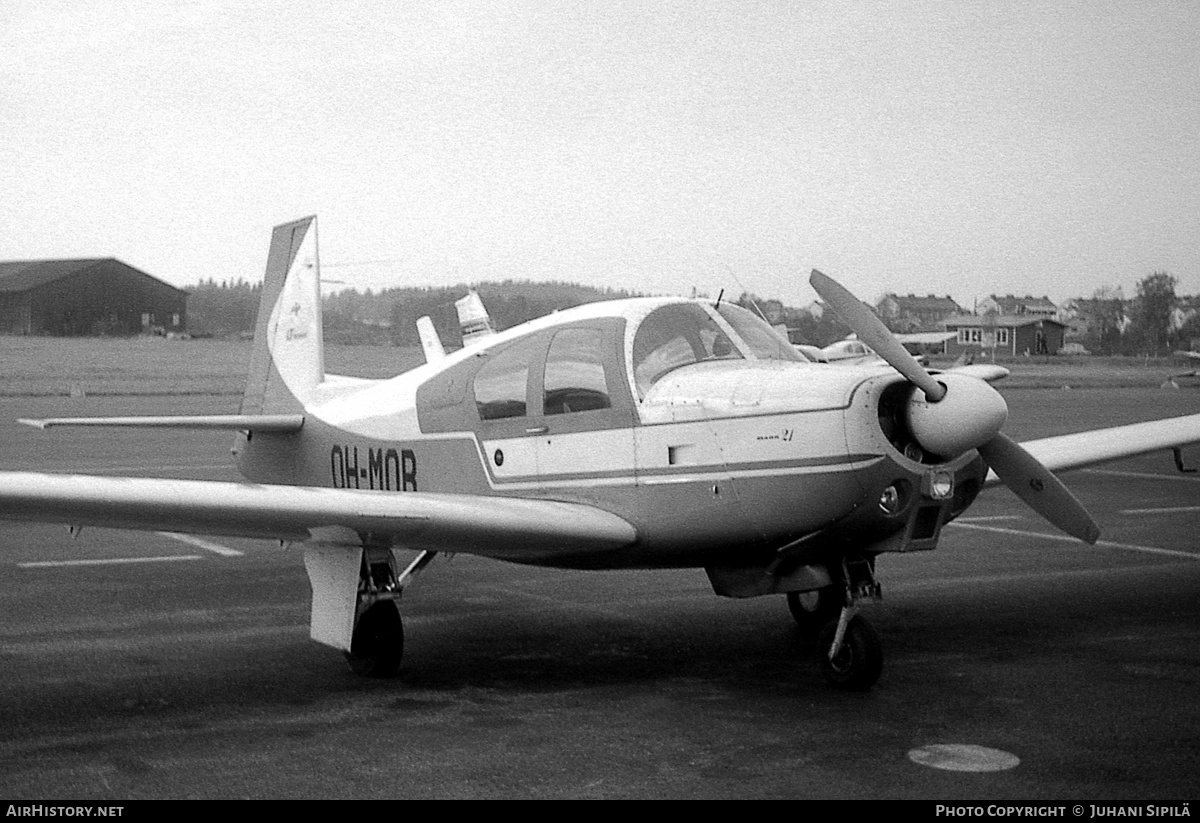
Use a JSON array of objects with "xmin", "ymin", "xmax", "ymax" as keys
[
  {"xmin": 945, "ymin": 320, "xmax": 1065, "ymax": 356},
  {"xmin": 0, "ymin": 293, "xmax": 32, "ymax": 335},
  {"xmin": 1014, "ymin": 321, "xmax": 1063, "ymax": 355},
  {"xmin": 12, "ymin": 262, "xmax": 186, "ymax": 336}
]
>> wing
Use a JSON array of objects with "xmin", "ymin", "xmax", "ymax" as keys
[
  {"xmin": 18, "ymin": 414, "xmax": 305, "ymax": 432},
  {"xmin": 985, "ymin": 413, "xmax": 1200, "ymax": 485},
  {"xmin": 0, "ymin": 472, "xmax": 636, "ymax": 562}
]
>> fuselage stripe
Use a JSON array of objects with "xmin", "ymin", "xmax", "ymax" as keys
[{"xmin": 484, "ymin": 453, "xmax": 885, "ymax": 487}]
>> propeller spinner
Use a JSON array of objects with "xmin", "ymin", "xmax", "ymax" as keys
[{"xmin": 810, "ymin": 270, "xmax": 1100, "ymax": 544}]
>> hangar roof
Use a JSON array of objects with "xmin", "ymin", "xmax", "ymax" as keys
[{"xmin": 0, "ymin": 259, "xmax": 185, "ymax": 295}]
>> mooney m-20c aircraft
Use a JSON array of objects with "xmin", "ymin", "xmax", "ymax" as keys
[
  {"xmin": 805, "ymin": 333, "xmax": 952, "ymax": 365},
  {"xmin": 4, "ymin": 217, "xmax": 1200, "ymax": 690}
]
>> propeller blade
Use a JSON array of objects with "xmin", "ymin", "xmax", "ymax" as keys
[
  {"xmin": 977, "ymin": 432, "xmax": 1101, "ymax": 544},
  {"xmin": 809, "ymin": 270, "xmax": 946, "ymax": 401}
]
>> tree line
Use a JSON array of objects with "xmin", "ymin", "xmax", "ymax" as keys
[
  {"xmin": 183, "ymin": 271, "xmax": 1196, "ymax": 355},
  {"xmin": 184, "ymin": 279, "xmax": 639, "ymax": 346},
  {"xmin": 1068, "ymin": 272, "xmax": 1198, "ymax": 356}
]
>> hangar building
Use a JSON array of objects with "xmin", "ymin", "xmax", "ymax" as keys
[
  {"xmin": 0, "ymin": 259, "xmax": 187, "ymax": 336},
  {"xmin": 943, "ymin": 314, "xmax": 1067, "ymax": 357}
]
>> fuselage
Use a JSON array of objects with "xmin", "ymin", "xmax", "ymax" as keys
[{"xmin": 237, "ymin": 297, "xmax": 987, "ymax": 569}]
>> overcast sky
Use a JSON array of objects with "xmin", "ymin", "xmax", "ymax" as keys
[{"xmin": 2, "ymin": 1, "xmax": 1197, "ymax": 309}]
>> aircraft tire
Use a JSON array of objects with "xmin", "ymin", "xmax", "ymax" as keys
[
  {"xmin": 345, "ymin": 602, "xmax": 404, "ymax": 678},
  {"xmin": 817, "ymin": 615, "xmax": 882, "ymax": 691},
  {"xmin": 787, "ymin": 587, "xmax": 842, "ymax": 637}
]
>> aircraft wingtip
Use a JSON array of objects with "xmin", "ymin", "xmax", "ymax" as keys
[{"xmin": 17, "ymin": 418, "xmax": 48, "ymax": 430}]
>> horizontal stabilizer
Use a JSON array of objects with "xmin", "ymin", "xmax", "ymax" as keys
[
  {"xmin": 19, "ymin": 414, "xmax": 305, "ymax": 432},
  {"xmin": 417, "ymin": 316, "xmax": 446, "ymax": 363}
]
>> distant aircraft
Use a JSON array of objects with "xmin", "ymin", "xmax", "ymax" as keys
[
  {"xmin": 818, "ymin": 337, "xmax": 878, "ymax": 364},
  {"xmin": 818, "ymin": 331, "xmax": 954, "ymax": 366},
  {"xmin": 2, "ymin": 217, "xmax": 1199, "ymax": 690},
  {"xmin": 1162, "ymin": 351, "xmax": 1200, "ymax": 387}
]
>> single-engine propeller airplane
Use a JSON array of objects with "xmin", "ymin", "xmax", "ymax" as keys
[
  {"xmin": 809, "ymin": 333, "xmax": 952, "ymax": 366},
  {"xmin": 3, "ymin": 216, "xmax": 1200, "ymax": 690}
]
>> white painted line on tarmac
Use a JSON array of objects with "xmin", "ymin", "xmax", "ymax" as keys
[
  {"xmin": 908, "ymin": 744, "xmax": 1019, "ymax": 772},
  {"xmin": 947, "ymin": 521, "xmax": 1200, "ymax": 560},
  {"xmin": 1081, "ymin": 468, "xmax": 1199, "ymax": 482},
  {"xmin": 19, "ymin": 555, "xmax": 203, "ymax": 568},
  {"xmin": 156, "ymin": 532, "xmax": 244, "ymax": 557},
  {"xmin": 956, "ymin": 515, "xmax": 1023, "ymax": 522},
  {"xmin": 1119, "ymin": 506, "xmax": 1200, "ymax": 515}
]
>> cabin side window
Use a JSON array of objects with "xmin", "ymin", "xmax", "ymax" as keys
[
  {"xmin": 473, "ymin": 342, "xmax": 535, "ymax": 420},
  {"xmin": 543, "ymin": 328, "xmax": 612, "ymax": 415}
]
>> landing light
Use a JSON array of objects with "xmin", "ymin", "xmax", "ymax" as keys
[
  {"xmin": 879, "ymin": 482, "xmax": 907, "ymax": 515},
  {"xmin": 929, "ymin": 471, "xmax": 954, "ymax": 500}
]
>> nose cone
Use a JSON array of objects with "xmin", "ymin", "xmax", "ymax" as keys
[{"xmin": 906, "ymin": 373, "xmax": 1009, "ymax": 458}]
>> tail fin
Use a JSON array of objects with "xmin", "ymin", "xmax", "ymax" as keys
[
  {"xmin": 455, "ymin": 290, "xmax": 495, "ymax": 347},
  {"xmin": 242, "ymin": 217, "xmax": 326, "ymax": 415}
]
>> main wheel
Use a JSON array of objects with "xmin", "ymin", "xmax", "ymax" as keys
[
  {"xmin": 345, "ymin": 602, "xmax": 404, "ymax": 677},
  {"xmin": 787, "ymin": 586, "xmax": 842, "ymax": 637},
  {"xmin": 817, "ymin": 615, "xmax": 883, "ymax": 691}
]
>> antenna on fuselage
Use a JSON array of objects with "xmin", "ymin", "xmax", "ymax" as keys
[{"xmin": 720, "ymin": 263, "xmax": 771, "ymax": 324}]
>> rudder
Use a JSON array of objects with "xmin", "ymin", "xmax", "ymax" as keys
[{"xmin": 241, "ymin": 216, "xmax": 326, "ymax": 415}]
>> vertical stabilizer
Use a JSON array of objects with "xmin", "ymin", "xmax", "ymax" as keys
[
  {"xmin": 242, "ymin": 217, "xmax": 326, "ymax": 415},
  {"xmin": 456, "ymin": 290, "xmax": 495, "ymax": 347}
]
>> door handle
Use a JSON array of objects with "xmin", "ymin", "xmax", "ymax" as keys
[{"xmin": 525, "ymin": 425, "xmax": 549, "ymax": 435}]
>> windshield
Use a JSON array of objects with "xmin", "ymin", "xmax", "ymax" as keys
[
  {"xmin": 631, "ymin": 303, "xmax": 742, "ymax": 397},
  {"xmin": 716, "ymin": 303, "xmax": 804, "ymax": 362}
]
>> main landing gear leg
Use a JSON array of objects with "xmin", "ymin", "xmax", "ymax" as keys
[
  {"xmin": 815, "ymin": 557, "xmax": 883, "ymax": 691},
  {"xmin": 345, "ymin": 548, "xmax": 437, "ymax": 677}
]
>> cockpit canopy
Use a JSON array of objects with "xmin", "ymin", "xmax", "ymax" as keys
[
  {"xmin": 416, "ymin": 297, "xmax": 805, "ymax": 433},
  {"xmin": 631, "ymin": 302, "xmax": 802, "ymax": 398}
]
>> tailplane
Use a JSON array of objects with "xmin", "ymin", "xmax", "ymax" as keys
[
  {"xmin": 242, "ymin": 217, "xmax": 326, "ymax": 415},
  {"xmin": 416, "ymin": 316, "xmax": 446, "ymax": 363}
]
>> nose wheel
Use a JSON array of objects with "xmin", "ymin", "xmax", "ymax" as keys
[
  {"xmin": 817, "ymin": 612, "xmax": 882, "ymax": 691},
  {"xmin": 789, "ymin": 555, "xmax": 884, "ymax": 690}
]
